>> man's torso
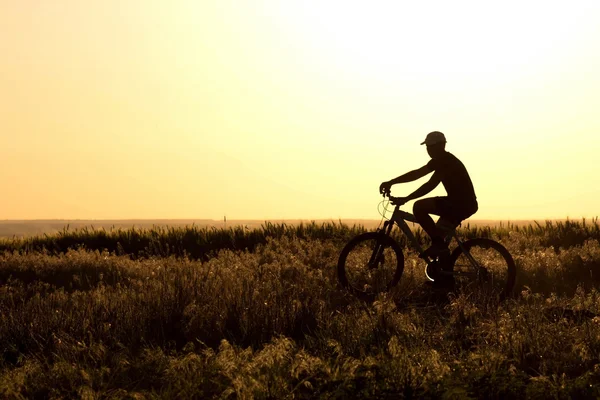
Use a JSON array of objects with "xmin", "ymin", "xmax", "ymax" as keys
[{"xmin": 427, "ymin": 152, "xmax": 477, "ymax": 211}]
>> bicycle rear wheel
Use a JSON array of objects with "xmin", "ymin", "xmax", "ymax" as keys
[
  {"xmin": 337, "ymin": 232, "xmax": 404, "ymax": 297},
  {"xmin": 450, "ymin": 238, "xmax": 516, "ymax": 301}
]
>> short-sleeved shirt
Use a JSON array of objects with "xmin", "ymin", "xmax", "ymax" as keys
[{"xmin": 427, "ymin": 152, "xmax": 477, "ymax": 212}]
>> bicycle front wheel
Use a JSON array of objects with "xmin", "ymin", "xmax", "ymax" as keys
[
  {"xmin": 450, "ymin": 238, "xmax": 516, "ymax": 301},
  {"xmin": 337, "ymin": 232, "xmax": 404, "ymax": 297}
]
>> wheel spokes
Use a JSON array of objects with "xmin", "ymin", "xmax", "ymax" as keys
[
  {"xmin": 344, "ymin": 239, "xmax": 399, "ymax": 293},
  {"xmin": 453, "ymin": 245, "xmax": 511, "ymax": 298}
]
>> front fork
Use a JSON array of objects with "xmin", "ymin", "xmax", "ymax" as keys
[{"xmin": 368, "ymin": 221, "xmax": 393, "ymax": 269}]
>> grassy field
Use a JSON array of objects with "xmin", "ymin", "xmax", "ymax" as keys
[
  {"xmin": 0, "ymin": 218, "xmax": 579, "ymax": 238},
  {"xmin": 1, "ymin": 219, "xmax": 600, "ymax": 398}
]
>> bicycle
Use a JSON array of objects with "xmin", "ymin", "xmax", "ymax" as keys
[{"xmin": 337, "ymin": 194, "xmax": 516, "ymax": 301}]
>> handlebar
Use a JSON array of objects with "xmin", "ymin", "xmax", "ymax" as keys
[
  {"xmin": 382, "ymin": 193, "xmax": 406, "ymax": 207},
  {"xmin": 378, "ymin": 193, "xmax": 417, "ymax": 223}
]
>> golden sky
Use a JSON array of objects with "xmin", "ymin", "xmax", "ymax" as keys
[{"xmin": 1, "ymin": 1, "xmax": 599, "ymax": 220}]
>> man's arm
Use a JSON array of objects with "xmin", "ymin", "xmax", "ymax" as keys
[
  {"xmin": 380, "ymin": 164, "xmax": 432, "ymax": 193},
  {"xmin": 388, "ymin": 164, "xmax": 432, "ymax": 185},
  {"xmin": 404, "ymin": 172, "xmax": 441, "ymax": 201}
]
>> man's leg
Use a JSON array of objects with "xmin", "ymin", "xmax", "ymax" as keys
[
  {"xmin": 415, "ymin": 199, "xmax": 454, "ymax": 288},
  {"xmin": 413, "ymin": 198, "xmax": 443, "ymax": 243}
]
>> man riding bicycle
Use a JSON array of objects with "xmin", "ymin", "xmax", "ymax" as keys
[{"xmin": 379, "ymin": 131, "xmax": 478, "ymax": 258}]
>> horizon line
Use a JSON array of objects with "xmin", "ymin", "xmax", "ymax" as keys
[{"xmin": 0, "ymin": 217, "xmax": 597, "ymax": 223}]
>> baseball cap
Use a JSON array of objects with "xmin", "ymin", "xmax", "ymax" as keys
[{"xmin": 420, "ymin": 131, "xmax": 447, "ymax": 145}]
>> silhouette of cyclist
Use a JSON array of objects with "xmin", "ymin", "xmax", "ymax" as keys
[{"xmin": 379, "ymin": 131, "xmax": 478, "ymax": 258}]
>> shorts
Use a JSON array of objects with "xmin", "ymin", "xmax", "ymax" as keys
[{"xmin": 433, "ymin": 196, "xmax": 478, "ymax": 225}]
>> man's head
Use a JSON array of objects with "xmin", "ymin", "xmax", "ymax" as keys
[{"xmin": 421, "ymin": 131, "xmax": 446, "ymax": 159}]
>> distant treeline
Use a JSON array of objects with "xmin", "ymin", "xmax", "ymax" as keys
[{"xmin": 0, "ymin": 219, "xmax": 598, "ymax": 260}]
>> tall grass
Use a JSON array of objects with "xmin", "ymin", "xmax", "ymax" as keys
[
  {"xmin": 0, "ymin": 221, "xmax": 367, "ymax": 261},
  {"xmin": 1, "ymin": 220, "xmax": 600, "ymax": 397},
  {"xmin": 1, "ymin": 218, "xmax": 598, "ymax": 260}
]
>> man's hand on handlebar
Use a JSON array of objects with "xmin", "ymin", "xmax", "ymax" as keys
[
  {"xmin": 379, "ymin": 181, "xmax": 392, "ymax": 196},
  {"xmin": 379, "ymin": 181, "xmax": 408, "ymax": 205},
  {"xmin": 389, "ymin": 196, "xmax": 408, "ymax": 206}
]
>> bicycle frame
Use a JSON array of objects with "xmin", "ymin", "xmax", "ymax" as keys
[
  {"xmin": 384, "ymin": 206, "xmax": 424, "ymax": 254},
  {"xmin": 381, "ymin": 204, "xmax": 482, "ymax": 279}
]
